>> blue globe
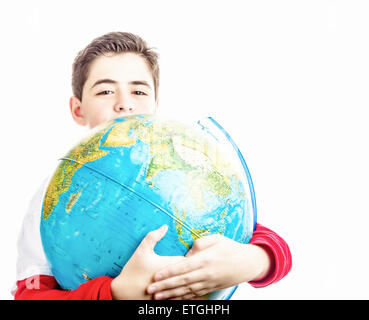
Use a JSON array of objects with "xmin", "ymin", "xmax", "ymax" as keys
[{"xmin": 40, "ymin": 115, "xmax": 256, "ymax": 300}]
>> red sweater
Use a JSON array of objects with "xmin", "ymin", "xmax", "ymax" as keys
[{"xmin": 14, "ymin": 224, "xmax": 292, "ymax": 300}]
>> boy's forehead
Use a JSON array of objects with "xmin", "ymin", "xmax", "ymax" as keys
[{"xmin": 86, "ymin": 53, "xmax": 154, "ymax": 87}]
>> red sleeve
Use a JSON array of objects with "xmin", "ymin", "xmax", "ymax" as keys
[
  {"xmin": 248, "ymin": 223, "xmax": 292, "ymax": 288},
  {"xmin": 14, "ymin": 275, "xmax": 114, "ymax": 300}
]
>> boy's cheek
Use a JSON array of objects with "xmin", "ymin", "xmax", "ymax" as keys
[{"xmin": 89, "ymin": 112, "xmax": 113, "ymax": 128}]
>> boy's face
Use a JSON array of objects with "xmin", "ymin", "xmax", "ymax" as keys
[{"xmin": 70, "ymin": 52, "xmax": 158, "ymax": 129}]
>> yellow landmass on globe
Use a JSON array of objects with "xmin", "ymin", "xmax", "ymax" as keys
[
  {"xmin": 101, "ymin": 120, "xmax": 138, "ymax": 147},
  {"xmin": 136, "ymin": 119, "xmax": 234, "ymax": 200},
  {"xmin": 183, "ymin": 171, "xmax": 207, "ymax": 211},
  {"xmin": 173, "ymin": 206, "xmax": 214, "ymax": 250},
  {"xmin": 42, "ymin": 126, "xmax": 111, "ymax": 220},
  {"xmin": 133, "ymin": 119, "xmax": 234, "ymax": 214},
  {"xmin": 66, "ymin": 189, "xmax": 82, "ymax": 213},
  {"xmin": 146, "ymin": 141, "xmax": 193, "ymax": 181},
  {"xmin": 172, "ymin": 134, "xmax": 233, "ymax": 198}
]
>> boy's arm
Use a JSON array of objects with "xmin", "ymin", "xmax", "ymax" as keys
[
  {"xmin": 248, "ymin": 223, "xmax": 292, "ymax": 288},
  {"xmin": 14, "ymin": 275, "xmax": 114, "ymax": 300}
]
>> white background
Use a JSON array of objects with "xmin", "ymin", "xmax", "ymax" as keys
[{"xmin": 1, "ymin": 0, "xmax": 368, "ymax": 299}]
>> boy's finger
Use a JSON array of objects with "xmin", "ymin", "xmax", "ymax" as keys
[
  {"xmin": 148, "ymin": 270, "xmax": 205, "ymax": 297},
  {"xmin": 187, "ymin": 234, "xmax": 222, "ymax": 255},
  {"xmin": 185, "ymin": 249, "xmax": 194, "ymax": 257},
  {"xmin": 140, "ymin": 225, "xmax": 168, "ymax": 251},
  {"xmin": 154, "ymin": 254, "xmax": 202, "ymax": 281}
]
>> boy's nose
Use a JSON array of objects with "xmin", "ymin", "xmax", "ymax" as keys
[
  {"xmin": 114, "ymin": 103, "xmax": 134, "ymax": 113},
  {"xmin": 114, "ymin": 94, "xmax": 134, "ymax": 113}
]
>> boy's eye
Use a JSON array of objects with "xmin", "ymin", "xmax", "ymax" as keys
[
  {"xmin": 133, "ymin": 91, "xmax": 146, "ymax": 96},
  {"xmin": 97, "ymin": 90, "xmax": 114, "ymax": 95}
]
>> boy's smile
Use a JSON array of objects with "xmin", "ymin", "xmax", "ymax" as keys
[{"xmin": 70, "ymin": 52, "xmax": 158, "ymax": 129}]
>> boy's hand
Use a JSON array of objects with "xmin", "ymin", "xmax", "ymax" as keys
[
  {"xmin": 111, "ymin": 225, "xmax": 184, "ymax": 300},
  {"xmin": 147, "ymin": 234, "xmax": 271, "ymax": 300}
]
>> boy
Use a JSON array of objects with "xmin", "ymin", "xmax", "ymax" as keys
[{"xmin": 14, "ymin": 32, "xmax": 292, "ymax": 300}]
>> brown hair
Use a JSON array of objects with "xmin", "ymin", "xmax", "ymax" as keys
[{"xmin": 72, "ymin": 32, "xmax": 159, "ymax": 101}]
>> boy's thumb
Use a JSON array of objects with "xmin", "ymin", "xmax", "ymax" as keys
[{"xmin": 141, "ymin": 225, "xmax": 168, "ymax": 251}]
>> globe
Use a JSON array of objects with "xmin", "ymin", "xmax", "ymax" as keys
[{"xmin": 40, "ymin": 115, "xmax": 257, "ymax": 300}]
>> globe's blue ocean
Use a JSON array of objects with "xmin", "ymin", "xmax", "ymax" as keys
[{"xmin": 40, "ymin": 115, "xmax": 256, "ymax": 300}]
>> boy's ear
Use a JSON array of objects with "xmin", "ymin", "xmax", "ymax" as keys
[{"xmin": 69, "ymin": 96, "xmax": 87, "ymax": 126}]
